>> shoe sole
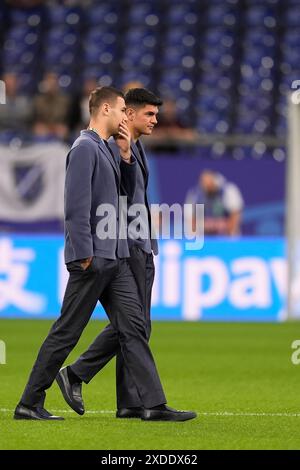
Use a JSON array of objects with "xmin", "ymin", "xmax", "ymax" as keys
[
  {"xmin": 116, "ymin": 413, "xmax": 143, "ymax": 419},
  {"xmin": 14, "ymin": 414, "xmax": 37, "ymax": 420},
  {"xmin": 56, "ymin": 372, "xmax": 84, "ymax": 416},
  {"xmin": 141, "ymin": 412, "xmax": 197, "ymax": 422},
  {"xmin": 14, "ymin": 413, "xmax": 64, "ymax": 421}
]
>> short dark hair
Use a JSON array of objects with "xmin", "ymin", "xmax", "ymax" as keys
[
  {"xmin": 89, "ymin": 86, "xmax": 124, "ymax": 116},
  {"xmin": 125, "ymin": 88, "xmax": 163, "ymax": 108}
]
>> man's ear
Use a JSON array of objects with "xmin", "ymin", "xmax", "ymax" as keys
[
  {"xmin": 102, "ymin": 102, "xmax": 110, "ymax": 115},
  {"xmin": 126, "ymin": 107, "xmax": 135, "ymax": 121}
]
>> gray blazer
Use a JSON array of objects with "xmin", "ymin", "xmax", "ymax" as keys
[{"xmin": 64, "ymin": 130, "xmax": 136, "ymax": 263}]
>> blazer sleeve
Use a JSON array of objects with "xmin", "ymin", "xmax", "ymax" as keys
[{"xmin": 64, "ymin": 143, "xmax": 95, "ymax": 260}]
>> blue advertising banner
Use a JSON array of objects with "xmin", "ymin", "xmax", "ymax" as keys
[
  {"xmin": 0, "ymin": 235, "xmax": 286, "ymax": 322},
  {"xmin": 148, "ymin": 155, "xmax": 285, "ymax": 236}
]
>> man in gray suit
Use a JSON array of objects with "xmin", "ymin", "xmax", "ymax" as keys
[
  {"xmin": 14, "ymin": 86, "xmax": 168, "ymax": 421},
  {"xmin": 58, "ymin": 89, "xmax": 197, "ymax": 422}
]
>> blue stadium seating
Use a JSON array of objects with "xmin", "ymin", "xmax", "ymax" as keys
[{"xmin": 0, "ymin": 0, "xmax": 299, "ymax": 152}]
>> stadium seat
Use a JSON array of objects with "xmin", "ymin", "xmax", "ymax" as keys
[
  {"xmin": 46, "ymin": 5, "xmax": 83, "ymax": 27},
  {"xmin": 0, "ymin": 0, "xmax": 296, "ymax": 140}
]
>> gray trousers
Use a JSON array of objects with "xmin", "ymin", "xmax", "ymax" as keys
[
  {"xmin": 20, "ymin": 256, "xmax": 166, "ymax": 409},
  {"xmin": 71, "ymin": 247, "xmax": 162, "ymax": 408}
]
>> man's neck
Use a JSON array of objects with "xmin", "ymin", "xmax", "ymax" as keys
[{"xmin": 88, "ymin": 122, "xmax": 110, "ymax": 141}]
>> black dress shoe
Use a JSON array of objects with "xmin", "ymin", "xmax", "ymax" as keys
[
  {"xmin": 116, "ymin": 407, "xmax": 144, "ymax": 419},
  {"xmin": 141, "ymin": 405, "xmax": 197, "ymax": 422},
  {"xmin": 14, "ymin": 404, "xmax": 64, "ymax": 421},
  {"xmin": 56, "ymin": 366, "xmax": 84, "ymax": 415}
]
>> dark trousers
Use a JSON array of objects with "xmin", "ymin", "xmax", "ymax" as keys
[
  {"xmin": 20, "ymin": 256, "xmax": 166, "ymax": 409},
  {"xmin": 71, "ymin": 246, "xmax": 159, "ymax": 408}
]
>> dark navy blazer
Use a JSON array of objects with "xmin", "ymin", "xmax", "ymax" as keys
[{"xmin": 128, "ymin": 139, "xmax": 158, "ymax": 255}]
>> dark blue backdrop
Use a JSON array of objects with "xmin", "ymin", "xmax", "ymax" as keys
[{"xmin": 148, "ymin": 153, "xmax": 285, "ymax": 236}]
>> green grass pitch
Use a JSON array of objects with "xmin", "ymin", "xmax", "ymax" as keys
[{"xmin": 0, "ymin": 319, "xmax": 300, "ymax": 450}]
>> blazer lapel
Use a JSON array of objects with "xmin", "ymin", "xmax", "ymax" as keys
[
  {"xmin": 98, "ymin": 140, "xmax": 120, "ymax": 178},
  {"xmin": 136, "ymin": 140, "xmax": 149, "ymax": 177},
  {"xmin": 131, "ymin": 140, "xmax": 149, "ymax": 186}
]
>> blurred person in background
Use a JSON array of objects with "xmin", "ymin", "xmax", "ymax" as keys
[
  {"xmin": 147, "ymin": 97, "xmax": 198, "ymax": 152},
  {"xmin": 79, "ymin": 77, "xmax": 98, "ymax": 127},
  {"xmin": 185, "ymin": 169, "xmax": 244, "ymax": 236},
  {"xmin": 0, "ymin": 72, "xmax": 33, "ymax": 135},
  {"xmin": 32, "ymin": 71, "xmax": 71, "ymax": 140},
  {"xmin": 68, "ymin": 76, "xmax": 98, "ymax": 135}
]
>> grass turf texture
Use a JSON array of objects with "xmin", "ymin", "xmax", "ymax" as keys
[{"xmin": 0, "ymin": 319, "xmax": 300, "ymax": 450}]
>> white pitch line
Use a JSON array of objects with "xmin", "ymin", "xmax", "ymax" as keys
[
  {"xmin": 1, "ymin": 409, "xmax": 300, "ymax": 417},
  {"xmin": 201, "ymin": 411, "xmax": 300, "ymax": 417}
]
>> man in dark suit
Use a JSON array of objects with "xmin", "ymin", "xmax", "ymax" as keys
[
  {"xmin": 14, "ymin": 86, "xmax": 168, "ymax": 421},
  {"xmin": 59, "ymin": 89, "xmax": 197, "ymax": 422}
]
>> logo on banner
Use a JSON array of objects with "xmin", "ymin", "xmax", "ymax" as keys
[
  {"xmin": 13, "ymin": 163, "xmax": 44, "ymax": 205},
  {"xmin": 0, "ymin": 238, "xmax": 46, "ymax": 314}
]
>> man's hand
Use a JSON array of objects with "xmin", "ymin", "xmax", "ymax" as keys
[
  {"xmin": 79, "ymin": 256, "xmax": 93, "ymax": 271},
  {"xmin": 114, "ymin": 121, "xmax": 131, "ymax": 162}
]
